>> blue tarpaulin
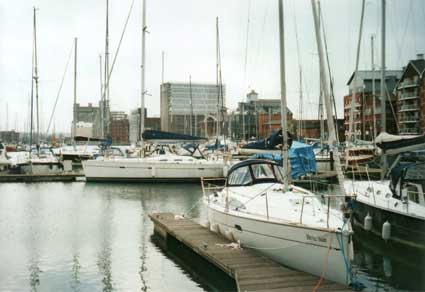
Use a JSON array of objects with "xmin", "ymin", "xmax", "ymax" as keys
[{"xmin": 251, "ymin": 141, "xmax": 317, "ymax": 179}]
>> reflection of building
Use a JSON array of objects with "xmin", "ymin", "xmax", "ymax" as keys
[
  {"xmin": 343, "ymin": 70, "xmax": 402, "ymax": 140},
  {"xmin": 160, "ymin": 82, "xmax": 225, "ymax": 136},
  {"xmin": 0, "ymin": 130, "xmax": 19, "ymax": 143},
  {"xmin": 395, "ymin": 54, "xmax": 425, "ymax": 135},
  {"xmin": 230, "ymin": 90, "xmax": 293, "ymax": 140},
  {"xmin": 110, "ymin": 111, "xmax": 129, "ymax": 145},
  {"xmin": 129, "ymin": 108, "xmax": 161, "ymax": 144}
]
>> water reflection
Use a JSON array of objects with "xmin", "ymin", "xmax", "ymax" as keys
[{"xmin": 96, "ymin": 193, "xmax": 114, "ymax": 292}]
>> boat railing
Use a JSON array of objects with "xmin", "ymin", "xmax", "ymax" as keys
[
  {"xmin": 201, "ymin": 177, "xmax": 226, "ymax": 204},
  {"xmin": 299, "ymin": 194, "xmax": 352, "ymax": 229}
]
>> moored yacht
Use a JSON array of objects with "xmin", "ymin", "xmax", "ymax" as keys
[{"xmin": 203, "ymin": 159, "xmax": 354, "ymax": 285}]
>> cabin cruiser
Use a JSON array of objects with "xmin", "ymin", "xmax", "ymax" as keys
[{"xmin": 203, "ymin": 159, "xmax": 354, "ymax": 285}]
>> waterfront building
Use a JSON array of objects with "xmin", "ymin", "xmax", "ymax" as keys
[
  {"xmin": 0, "ymin": 130, "xmax": 19, "ymax": 144},
  {"xmin": 129, "ymin": 108, "xmax": 160, "ymax": 144},
  {"xmin": 230, "ymin": 90, "xmax": 293, "ymax": 141},
  {"xmin": 343, "ymin": 70, "xmax": 402, "ymax": 140},
  {"xmin": 110, "ymin": 111, "xmax": 129, "ymax": 145},
  {"xmin": 72, "ymin": 102, "xmax": 104, "ymax": 138},
  {"xmin": 160, "ymin": 82, "xmax": 225, "ymax": 137},
  {"xmin": 395, "ymin": 54, "xmax": 425, "ymax": 135}
]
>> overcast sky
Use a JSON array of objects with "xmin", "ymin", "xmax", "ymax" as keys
[{"xmin": 0, "ymin": 0, "xmax": 424, "ymax": 133}]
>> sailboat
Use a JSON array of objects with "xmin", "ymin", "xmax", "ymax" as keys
[
  {"xmin": 204, "ymin": 0, "xmax": 354, "ymax": 285},
  {"xmin": 23, "ymin": 7, "xmax": 62, "ymax": 175},
  {"xmin": 0, "ymin": 142, "xmax": 11, "ymax": 171},
  {"xmin": 83, "ymin": 0, "xmax": 228, "ymax": 182},
  {"xmin": 344, "ymin": 0, "xmax": 425, "ymax": 250}
]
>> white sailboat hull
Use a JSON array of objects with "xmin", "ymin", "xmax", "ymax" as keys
[
  {"xmin": 208, "ymin": 205, "xmax": 352, "ymax": 285},
  {"xmin": 83, "ymin": 157, "xmax": 225, "ymax": 182}
]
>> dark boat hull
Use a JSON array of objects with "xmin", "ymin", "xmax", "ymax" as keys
[{"xmin": 352, "ymin": 199, "xmax": 425, "ymax": 250}]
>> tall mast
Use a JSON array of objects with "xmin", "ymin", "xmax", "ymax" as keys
[
  {"xmin": 348, "ymin": 0, "xmax": 366, "ymax": 144},
  {"xmin": 99, "ymin": 54, "xmax": 103, "ymax": 138},
  {"xmin": 311, "ymin": 0, "xmax": 345, "ymax": 193},
  {"xmin": 371, "ymin": 35, "xmax": 376, "ymax": 143},
  {"xmin": 380, "ymin": 0, "xmax": 387, "ymax": 178},
  {"xmin": 140, "ymin": 0, "xmax": 146, "ymax": 150},
  {"xmin": 298, "ymin": 67, "xmax": 303, "ymax": 138},
  {"xmin": 33, "ymin": 7, "xmax": 40, "ymax": 146},
  {"xmin": 318, "ymin": 2, "xmax": 324, "ymax": 147},
  {"xmin": 189, "ymin": 75, "xmax": 194, "ymax": 136},
  {"xmin": 73, "ymin": 37, "xmax": 78, "ymax": 144},
  {"xmin": 104, "ymin": 0, "xmax": 110, "ymax": 138},
  {"xmin": 215, "ymin": 17, "xmax": 220, "ymax": 138},
  {"xmin": 278, "ymin": 0, "xmax": 290, "ymax": 190}
]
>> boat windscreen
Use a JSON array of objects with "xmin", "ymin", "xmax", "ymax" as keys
[
  {"xmin": 252, "ymin": 163, "xmax": 275, "ymax": 180},
  {"xmin": 228, "ymin": 166, "xmax": 253, "ymax": 186}
]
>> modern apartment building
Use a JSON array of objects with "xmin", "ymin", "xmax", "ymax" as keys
[
  {"xmin": 343, "ymin": 70, "xmax": 402, "ymax": 140},
  {"xmin": 160, "ymin": 82, "xmax": 225, "ymax": 136},
  {"xmin": 395, "ymin": 54, "xmax": 425, "ymax": 135}
]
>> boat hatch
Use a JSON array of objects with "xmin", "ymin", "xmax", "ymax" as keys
[{"xmin": 226, "ymin": 159, "xmax": 283, "ymax": 186}]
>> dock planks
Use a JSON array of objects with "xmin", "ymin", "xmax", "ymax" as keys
[{"xmin": 149, "ymin": 212, "xmax": 353, "ymax": 292}]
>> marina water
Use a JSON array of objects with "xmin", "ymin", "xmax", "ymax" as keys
[{"xmin": 0, "ymin": 182, "xmax": 423, "ymax": 291}]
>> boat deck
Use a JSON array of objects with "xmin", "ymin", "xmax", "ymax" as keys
[{"xmin": 149, "ymin": 212, "xmax": 353, "ymax": 292}]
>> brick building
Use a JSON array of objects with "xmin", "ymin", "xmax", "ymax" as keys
[
  {"xmin": 230, "ymin": 90, "xmax": 293, "ymax": 140},
  {"xmin": 110, "ymin": 111, "xmax": 129, "ymax": 145},
  {"xmin": 395, "ymin": 54, "xmax": 425, "ymax": 135},
  {"xmin": 344, "ymin": 70, "xmax": 402, "ymax": 140}
]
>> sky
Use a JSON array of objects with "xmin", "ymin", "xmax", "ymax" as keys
[{"xmin": 0, "ymin": 0, "xmax": 424, "ymax": 133}]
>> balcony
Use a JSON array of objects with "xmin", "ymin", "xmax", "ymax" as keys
[
  {"xmin": 399, "ymin": 103, "xmax": 420, "ymax": 112},
  {"xmin": 399, "ymin": 92, "xmax": 419, "ymax": 101},
  {"xmin": 398, "ymin": 78, "xmax": 420, "ymax": 89},
  {"xmin": 399, "ymin": 113, "xmax": 419, "ymax": 123},
  {"xmin": 399, "ymin": 127, "xmax": 420, "ymax": 135},
  {"xmin": 344, "ymin": 102, "xmax": 361, "ymax": 110}
]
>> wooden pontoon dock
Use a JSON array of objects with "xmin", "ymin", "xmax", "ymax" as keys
[{"xmin": 149, "ymin": 212, "xmax": 353, "ymax": 292}]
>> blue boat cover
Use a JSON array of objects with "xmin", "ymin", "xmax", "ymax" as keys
[
  {"xmin": 251, "ymin": 141, "xmax": 317, "ymax": 179},
  {"xmin": 242, "ymin": 129, "xmax": 293, "ymax": 150}
]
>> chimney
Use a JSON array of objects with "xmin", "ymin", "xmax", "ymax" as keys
[{"xmin": 417, "ymin": 53, "xmax": 424, "ymax": 60}]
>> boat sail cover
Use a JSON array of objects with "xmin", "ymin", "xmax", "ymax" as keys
[
  {"xmin": 252, "ymin": 141, "xmax": 317, "ymax": 179},
  {"xmin": 242, "ymin": 129, "xmax": 293, "ymax": 150},
  {"xmin": 142, "ymin": 130, "xmax": 207, "ymax": 143},
  {"xmin": 375, "ymin": 132, "xmax": 425, "ymax": 155}
]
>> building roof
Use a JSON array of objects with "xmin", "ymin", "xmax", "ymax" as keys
[
  {"xmin": 347, "ymin": 70, "xmax": 403, "ymax": 85},
  {"xmin": 394, "ymin": 57, "xmax": 425, "ymax": 89}
]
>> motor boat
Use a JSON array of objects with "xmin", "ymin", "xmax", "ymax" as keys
[{"xmin": 203, "ymin": 159, "xmax": 354, "ymax": 285}]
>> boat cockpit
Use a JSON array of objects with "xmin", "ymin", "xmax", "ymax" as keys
[{"xmin": 226, "ymin": 159, "xmax": 285, "ymax": 187}]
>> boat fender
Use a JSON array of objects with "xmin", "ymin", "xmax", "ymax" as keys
[
  {"xmin": 382, "ymin": 221, "xmax": 391, "ymax": 241},
  {"xmin": 224, "ymin": 230, "xmax": 235, "ymax": 242},
  {"xmin": 211, "ymin": 223, "xmax": 220, "ymax": 234},
  {"xmin": 364, "ymin": 213, "xmax": 372, "ymax": 231},
  {"xmin": 223, "ymin": 165, "xmax": 228, "ymax": 177}
]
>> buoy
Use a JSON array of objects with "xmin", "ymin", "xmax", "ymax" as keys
[
  {"xmin": 364, "ymin": 213, "xmax": 372, "ymax": 231},
  {"xmin": 382, "ymin": 221, "xmax": 391, "ymax": 241}
]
